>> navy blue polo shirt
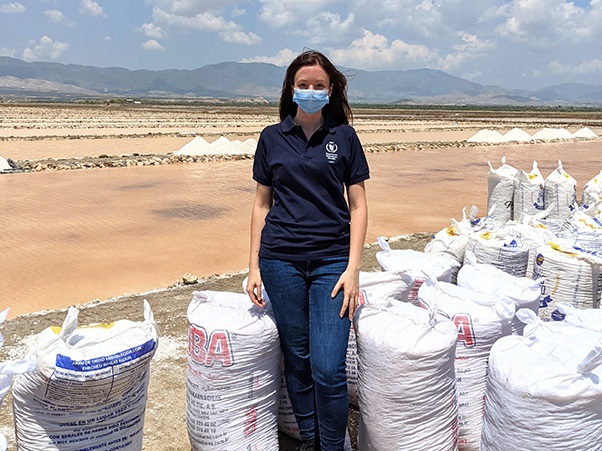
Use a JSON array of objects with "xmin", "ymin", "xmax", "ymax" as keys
[{"xmin": 253, "ymin": 115, "xmax": 370, "ymax": 260}]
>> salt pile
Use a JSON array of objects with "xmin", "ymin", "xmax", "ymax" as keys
[
  {"xmin": 175, "ymin": 136, "xmax": 258, "ymax": 156},
  {"xmin": 0, "ymin": 156, "xmax": 12, "ymax": 172},
  {"xmin": 531, "ymin": 128, "xmax": 574, "ymax": 141},
  {"xmin": 573, "ymin": 127, "xmax": 598, "ymax": 138},
  {"xmin": 502, "ymin": 128, "xmax": 532, "ymax": 142},
  {"xmin": 466, "ymin": 129, "xmax": 505, "ymax": 143}
]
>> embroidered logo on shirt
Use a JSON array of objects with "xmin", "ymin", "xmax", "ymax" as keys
[{"xmin": 325, "ymin": 141, "xmax": 338, "ymax": 163}]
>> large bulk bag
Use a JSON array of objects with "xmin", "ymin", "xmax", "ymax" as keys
[
  {"xmin": 457, "ymin": 252, "xmax": 543, "ymax": 334},
  {"xmin": 487, "ymin": 157, "xmax": 518, "ymax": 225},
  {"xmin": 12, "ymin": 301, "xmax": 157, "ymax": 451},
  {"xmin": 464, "ymin": 230, "xmax": 530, "ymax": 277},
  {"xmin": 513, "ymin": 161, "xmax": 545, "ymax": 222},
  {"xmin": 558, "ymin": 209, "xmax": 602, "ymax": 256},
  {"xmin": 417, "ymin": 279, "xmax": 515, "ymax": 451},
  {"xmin": 376, "ymin": 236, "xmax": 455, "ymax": 302},
  {"xmin": 543, "ymin": 160, "xmax": 577, "ymax": 222},
  {"xmin": 533, "ymin": 242, "xmax": 602, "ymax": 319},
  {"xmin": 581, "ymin": 169, "xmax": 602, "ymax": 216},
  {"xmin": 186, "ymin": 291, "xmax": 280, "ymax": 450},
  {"xmin": 480, "ymin": 333, "xmax": 602, "ymax": 451},
  {"xmin": 354, "ymin": 301, "xmax": 459, "ymax": 451}
]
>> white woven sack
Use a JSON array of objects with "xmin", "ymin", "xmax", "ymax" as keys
[
  {"xmin": 581, "ymin": 169, "xmax": 602, "ymax": 216},
  {"xmin": 513, "ymin": 161, "xmax": 545, "ymax": 222},
  {"xmin": 488, "ymin": 157, "xmax": 518, "ymax": 225},
  {"xmin": 12, "ymin": 301, "xmax": 157, "ymax": 451},
  {"xmin": 533, "ymin": 242, "xmax": 602, "ymax": 319},
  {"xmin": 376, "ymin": 236, "xmax": 454, "ymax": 302},
  {"xmin": 457, "ymin": 252, "xmax": 543, "ymax": 334},
  {"xmin": 553, "ymin": 302, "xmax": 602, "ymax": 331},
  {"xmin": 186, "ymin": 291, "xmax": 280, "ymax": 451},
  {"xmin": 480, "ymin": 333, "xmax": 602, "ymax": 451},
  {"xmin": 417, "ymin": 279, "xmax": 515, "ymax": 451},
  {"xmin": 544, "ymin": 160, "xmax": 577, "ymax": 222},
  {"xmin": 354, "ymin": 301, "xmax": 459, "ymax": 451},
  {"xmin": 464, "ymin": 230, "xmax": 530, "ymax": 277}
]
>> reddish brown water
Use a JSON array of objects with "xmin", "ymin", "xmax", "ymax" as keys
[{"xmin": 2, "ymin": 140, "xmax": 602, "ymax": 319}]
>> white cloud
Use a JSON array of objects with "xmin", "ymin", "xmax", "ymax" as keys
[
  {"xmin": 139, "ymin": 23, "xmax": 168, "ymax": 39},
  {"xmin": 240, "ymin": 48, "xmax": 298, "ymax": 66},
  {"xmin": 0, "ymin": 2, "xmax": 24, "ymax": 13},
  {"xmin": 548, "ymin": 58, "xmax": 602, "ymax": 74},
  {"xmin": 78, "ymin": 0, "xmax": 105, "ymax": 17},
  {"xmin": 0, "ymin": 47, "xmax": 17, "ymax": 57},
  {"xmin": 302, "ymin": 12, "xmax": 356, "ymax": 45},
  {"xmin": 22, "ymin": 36, "xmax": 69, "ymax": 61},
  {"xmin": 258, "ymin": 0, "xmax": 331, "ymax": 28},
  {"xmin": 330, "ymin": 29, "xmax": 438, "ymax": 70},
  {"xmin": 148, "ymin": 0, "xmax": 241, "ymax": 15},
  {"xmin": 44, "ymin": 9, "xmax": 74, "ymax": 26},
  {"xmin": 438, "ymin": 32, "xmax": 494, "ymax": 71},
  {"xmin": 219, "ymin": 30, "xmax": 261, "ymax": 45},
  {"xmin": 142, "ymin": 39, "xmax": 166, "ymax": 51},
  {"xmin": 153, "ymin": 8, "xmax": 239, "ymax": 32}
]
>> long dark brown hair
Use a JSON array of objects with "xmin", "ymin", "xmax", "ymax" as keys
[{"xmin": 279, "ymin": 50, "xmax": 352, "ymax": 125}]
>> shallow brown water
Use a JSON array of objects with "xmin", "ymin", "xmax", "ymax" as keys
[{"xmin": 2, "ymin": 139, "xmax": 602, "ymax": 319}]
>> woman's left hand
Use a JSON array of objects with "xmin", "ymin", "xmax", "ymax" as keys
[{"xmin": 332, "ymin": 268, "xmax": 360, "ymax": 321}]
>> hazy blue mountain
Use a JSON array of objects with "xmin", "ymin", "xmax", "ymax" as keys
[{"xmin": 1, "ymin": 56, "xmax": 601, "ymax": 105}]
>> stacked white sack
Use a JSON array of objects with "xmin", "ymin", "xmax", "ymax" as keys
[
  {"xmin": 480, "ymin": 331, "xmax": 602, "ymax": 451},
  {"xmin": 186, "ymin": 291, "xmax": 280, "ymax": 450},
  {"xmin": 12, "ymin": 301, "xmax": 157, "ymax": 451},
  {"xmin": 487, "ymin": 157, "xmax": 518, "ymax": 225},
  {"xmin": 558, "ymin": 209, "xmax": 602, "ymax": 255},
  {"xmin": 456, "ymin": 252, "xmax": 543, "ymax": 335},
  {"xmin": 425, "ymin": 206, "xmax": 493, "ymax": 282},
  {"xmin": 581, "ymin": 170, "xmax": 602, "ymax": 216},
  {"xmin": 375, "ymin": 236, "xmax": 455, "ymax": 302},
  {"xmin": 552, "ymin": 302, "xmax": 602, "ymax": 331},
  {"xmin": 354, "ymin": 301, "xmax": 459, "ymax": 451},
  {"xmin": 513, "ymin": 161, "xmax": 545, "ymax": 222},
  {"xmin": 544, "ymin": 160, "xmax": 577, "ymax": 222},
  {"xmin": 533, "ymin": 241, "xmax": 602, "ymax": 319},
  {"xmin": 346, "ymin": 271, "xmax": 411, "ymax": 407},
  {"xmin": 417, "ymin": 279, "xmax": 515, "ymax": 451},
  {"xmin": 1, "ymin": 309, "xmax": 37, "ymax": 451},
  {"xmin": 464, "ymin": 230, "xmax": 530, "ymax": 277}
]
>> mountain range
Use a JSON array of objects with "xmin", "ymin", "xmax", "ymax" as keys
[{"xmin": 1, "ymin": 56, "xmax": 602, "ymax": 106}]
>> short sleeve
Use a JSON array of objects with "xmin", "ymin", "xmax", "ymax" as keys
[
  {"xmin": 252, "ymin": 131, "xmax": 272, "ymax": 186},
  {"xmin": 345, "ymin": 127, "xmax": 370, "ymax": 186}
]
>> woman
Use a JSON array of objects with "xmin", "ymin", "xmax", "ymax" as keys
[{"xmin": 246, "ymin": 50, "xmax": 369, "ymax": 451}]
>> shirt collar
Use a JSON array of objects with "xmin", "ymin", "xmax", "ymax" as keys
[{"xmin": 281, "ymin": 114, "xmax": 337, "ymax": 134}]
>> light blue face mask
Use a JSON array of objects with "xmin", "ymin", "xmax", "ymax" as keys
[{"xmin": 292, "ymin": 88, "xmax": 329, "ymax": 114}]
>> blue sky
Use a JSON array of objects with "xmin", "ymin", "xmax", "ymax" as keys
[{"xmin": 0, "ymin": 0, "xmax": 601, "ymax": 91}]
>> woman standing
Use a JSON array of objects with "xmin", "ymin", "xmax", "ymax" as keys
[{"xmin": 246, "ymin": 50, "xmax": 369, "ymax": 451}]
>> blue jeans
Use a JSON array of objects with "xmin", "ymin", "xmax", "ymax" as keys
[{"xmin": 260, "ymin": 257, "xmax": 350, "ymax": 451}]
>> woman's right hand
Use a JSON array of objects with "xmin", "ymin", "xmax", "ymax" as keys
[{"xmin": 246, "ymin": 268, "xmax": 266, "ymax": 308}]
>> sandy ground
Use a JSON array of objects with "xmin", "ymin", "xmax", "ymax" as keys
[{"xmin": 2, "ymin": 103, "xmax": 602, "ymax": 450}]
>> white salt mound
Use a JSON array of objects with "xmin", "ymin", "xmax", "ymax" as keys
[
  {"xmin": 0, "ymin": 155, "xmax": 12, "ymax": 172},
  {"xmin": 502, "ymin": 128, "xmax": 532, "ymax": 142},
  {"xmin": 466, "ymin": 129, "xmax": 505, "ymax": 143},
  {"xmin": 174, "ymin": 136, "xmax": 258, "ymax": 156},
  {"xmin": 573, "ymin": 127, "xmax": 598, "ymax": 138},
  {"xmin": 531, "ymin": 128, "xmax": 573, "ymax": 140}
]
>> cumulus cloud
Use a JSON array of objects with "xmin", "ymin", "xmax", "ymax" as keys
[
  {"xmin": 219, "ymin": 30, "xmax": 261, "ymax": 45},
  {"xmin": 0, "ymin": 47, "xmax": 17, "ymax": 57},
  {"xmin": 78, "ymin": 0, "xmax": 105, "ymax": 17},
  {"xmin": 142, "ymin": 39, "xmax": 166, "ymax": 51},
  {"xmin": 240, "ymin": 48, "xmax": 298, "ymax": 66},
  {"xmin": 139, "ymin": 23, "xmax": 168, "ymax": 39},
  {"xmin": 438, "ymin": 32, "xmax": 494, "ymax": 71},
  {"xmin": 22, "ymin": 35, "xmax": 69, "ymax": 61},
  {"xmin": 44, "ymin": 9, "xmax": 74, "ymax": 26},
  {"xmin": 330, "ymin": 29, "xmax": 438, "ymax": 70},
  {"xmin": 548, "ymin": 58, "xmax": 602, "ymax": 74},
  {"xmin": 148, "ymin": 0, "xmax": 241, "ymax": 15},
  {"xmin": 258, "ymin": 0, "xmax": 329, "ymax": 28},
  {"xmin": 302, "ymin": 12, "xmax": 356, "ymax": 45},
  {"xmin": 0, "ymin": 2, "xmax": 25, "ymax": 13}
]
